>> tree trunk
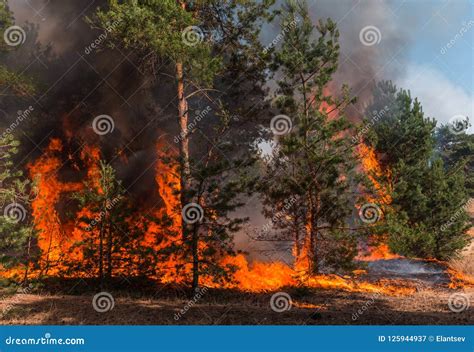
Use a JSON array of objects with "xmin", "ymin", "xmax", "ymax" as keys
[
  {"xmin": 292, "ymin": 213, "xmax": 300, "ymax": 259},
  {"xmin": 42, "ymin": 226, "xmax": 54, "ymax": 277},
  {"xmin": 22, "ymin": 232, "xmax": 32, "ymax": 285},
  {"xmin": 176, "ymin": 61, "xmax": 191, "ymax": 240},
  {"xmin": 191, "ymin": 224, "xmax": 199, "ymax": 293},
  {"xmin": 99, "ymin": 217, "xmax": 104, "ymax": 289},
  {"xmin": 106, "ymin": 219, "xmax": 112, "ymax": 279},
  {"xmin": 303, "ymin": 194, "xmax": 317, "ymax": 273}
]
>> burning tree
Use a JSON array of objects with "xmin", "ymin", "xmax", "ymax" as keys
[
  {"xmin": 90, "ymin": 0, "xmax": 274, "ymax": 290},
  {"xmin": 71, "ymin": 159, "xmax": 128, "ymax": 286},
  {"xmin": 363, "ymin": 81, "xmax": 471, "ymax": 260},
  {"xmin": 183, "ymin": 105, "xmax": 259, "ymax": 290},
  {"xmin": 260, "ymin": 1, "xmax": 359, "ymax": 274}
]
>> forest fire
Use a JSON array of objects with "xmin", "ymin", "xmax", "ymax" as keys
[
  {"xmin": 1, "ymin": 92, "xmax": 462, "ymax": 299},
  {"xmin": 0, "ymin": 135, "xmax": 418, "ymax": 297},
  {"xmin": 1, "ymin": 0, "xmax": 472, "ymax": 334}
]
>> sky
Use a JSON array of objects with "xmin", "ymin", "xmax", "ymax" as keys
[
  {"xmin": 387, "ymin": 0, "xmax": 473, "ymax": 132},
  {"xmin": 299, "ymin": 0, "xmax": 473, "ymax": 133}
]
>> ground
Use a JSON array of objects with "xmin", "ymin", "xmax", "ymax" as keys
[{"xmin": 0, "ymin": 284, "xmax": 472, "ymax": 325}]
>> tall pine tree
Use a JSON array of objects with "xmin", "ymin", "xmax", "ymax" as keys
[
  {"xmin": 91, "ymin": 0, "xmax": 274, "ymax": 290},
  {"xmin": 260, "ymin": 1, "xmax": 359, "ymax": 274}
]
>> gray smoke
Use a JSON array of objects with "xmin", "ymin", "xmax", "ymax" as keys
[{"xmin": 308, "ymin": 0, "xmax": 413, "ymax": 118}]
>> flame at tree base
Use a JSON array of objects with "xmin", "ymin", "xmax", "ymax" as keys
[
  {"xmin": 356, "ymin": 244, "xmax": 401, "ymax": 261},
  {"xmin": 202, "ymin": 254, "xmax": 415, "ymax": 296}
]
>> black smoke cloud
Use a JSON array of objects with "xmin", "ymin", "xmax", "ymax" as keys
[{"xmin": 3, "ymin": 0, "xmax": 180, "ymax": 205}]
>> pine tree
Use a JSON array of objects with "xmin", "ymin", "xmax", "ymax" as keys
[
  {"xmin": 92, "ymin": 0, "xmax": 221, "ymax": 223},
  {"xmin": 365, "ymin": 82, "xmax": 471, "ymax": 259},
  {"xmin": 71, "ymin": 161, "xmax": 127, "ymax": 287},
  {"xmin": 0, "ymin": 1, "xmax": 35, "ymax": 96},
  {"xmin": 0, "ymin": 3, "xmax": 36, "ymax": 283},
  {"xmin": 260, "ymin": 1, "xmax": 359, "ymax": 274},
  {"xmin": 436, "ymin": 119, "xmax": 474, "ymax": 197},
  {"xmin": 0, "ymin": 134, "xmax": 35, "ymax": 281},
  {"xmin": 184, "ymin": 105, "xmax": 258, "ymax": 290},
  {"xmin": 91, "ymin": 1, "xmax": 274, "ymax": 290}
]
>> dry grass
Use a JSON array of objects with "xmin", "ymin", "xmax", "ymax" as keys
[
  {"xmin": 449, "ymin": 201, "xmax": 474, "ymax": 281},
  {"xmin": 0, "ymin": 285, "xmax": 472, "ymax": 325},
  {"xmin": 450, "ymin": 245, "xmax": 474, "ymax": 281}
]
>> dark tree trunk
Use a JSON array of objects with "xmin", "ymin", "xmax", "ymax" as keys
[
  {"xmin": 99, "ymin": 217, "xmax": 104, "ymax": 289},
  {"xmin": 191, "ymin": 224, "xmax": 199, "ymax": 292},
  {"xmin": 106, "ymin": 220, "xmax": 112, "ymax": 279}
]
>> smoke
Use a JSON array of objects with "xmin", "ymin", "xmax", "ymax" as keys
[
  {"xmin": 4, "ymin": 0, "xmax": 413, "ymax": 159},
  {"xmin": 306, "ymin": 0, "xmax": 414, "ymax": 119},
  {"xmin": 9, "ymin": 0, "xmax": 97, "ymax": 54},
  {"xmin": 4, "ymin": 0, "xmax": 176, "ymax": 199}
]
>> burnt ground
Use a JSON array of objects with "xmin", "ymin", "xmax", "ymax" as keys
[{"xmin": 0, "ymin": 283, "xmax": 472, "ymax": 325}]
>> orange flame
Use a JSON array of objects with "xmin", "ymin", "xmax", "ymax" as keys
[
  {"xmin": 7, "ymin": 136, "xmax": 416, "ymax": 296},
  {"xmin": 28, "ymin": 139, "xmax": 82, "ymax": 274},
  {"xmin": 358, "ymin": 143, "xmax": 391, "ymax": 205},
  {"xmin": 356, "ymin": 144, "xmax": 399, "ymax": 261}
]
